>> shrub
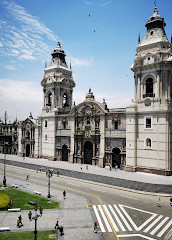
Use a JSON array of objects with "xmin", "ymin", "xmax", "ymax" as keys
[{"xmin": 0, "ymin": 193, "xmax": 11, "ymax": 209}]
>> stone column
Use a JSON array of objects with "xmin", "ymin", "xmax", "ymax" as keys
[
  {"xmin": 93, "ymin": 142, "xmax": 95, "ymax": 158},
  {"xmin": 137, "ymin": 74, "xmax": 141, "ymax": 100},
  {"xmin": 157, "ymin": 71, "xmax": 160, "ymax": 99}
]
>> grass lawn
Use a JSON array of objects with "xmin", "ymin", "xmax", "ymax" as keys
[
  {"xmin": 0, "ymin": 230, "xmax": 58, "ymax": 240},
  {"xmin": 0, "ymin": 186, "xmax": 60, "ymax": 210}
]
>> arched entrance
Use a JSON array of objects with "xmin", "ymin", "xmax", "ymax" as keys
[
  {"xmin": 26, "ymin": 144, "xmax": 30, "ymax": 157},
  {"xmin": 112, "ymin": 148, "xmax": 121, "ymax": 168},
  {"xmin": 84, "ymin": 141, "xmax": 93, "ymax": 165},
  {"xmin": 62, "ymin": 145, "xmax": 68, "ymax": 161}
]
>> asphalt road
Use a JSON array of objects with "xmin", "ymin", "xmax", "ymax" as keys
[
  {"xmin": 0, "ymin": 158, "xmax": 172, "ymax": 194},
  {"xmin": 1, "ymin": 163, "xmax": 172, "ymax": 240}
]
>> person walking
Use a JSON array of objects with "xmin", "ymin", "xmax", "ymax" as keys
[
  {"xmin": 63, "ymin": 190, "xmax": 66, "ymax": 199},
  {"xmin": 55, "ymin": 217, "xmax": 59, "ymax": 229},
  {"xmin": 110, "ymin": 164, "xmax": 112, "ymax": 171},
  {"xmin": 157, "ymin": 198, "xmax": 162, "ymax": 207}
]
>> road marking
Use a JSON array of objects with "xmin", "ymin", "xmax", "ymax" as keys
[
  {"xmin": 138, "ymin": 213, "xmax": 157, "ymax": 231},
  {"xmin": 117, "ymin": 234, "xmax": 156, "ymax": 239},
  {"xmin": 119, "ymin": 204, "xmax": 138, "ymax": 231},
  {"xmin": 103, "ymin": 205, "xmax": 119, "ymax": 232},
  {"xmin": 98, "ymin": 205, "xmax": 112, "ymax": 232},
  {"xmin": 109, "ymin": 205, "xmax": 126, "ymax": 231},
  {"xmin": 113, "ymin": 204, "xmax": 132, "ymax": 231},
  {"xmin": 67, "ymin": 183, "xmax": 80, "ymax": 186},
  {"xmin": 120, "ymin": 204, "xmax": 155, "ymax": 215},
  {"xmin": 93, "ymin": 205, "xmax": 105, "ymax": 232},
  {"xmin": 91, "ymin": 188, "xmax": 106, "ymax": 192},
  {"xmin": 120, "ymin": 195, "xmax": 138, "ymax": 200},
  {"xmin": 144, "ymin": 215, "xmax": 163, "ymax": 233},
  {"xmin": 150, "ymin": 216, "xmax": 169, "ymax": 235},
  {"xmin": 157, "ymin": 219, "xmax": 172, "ymax": 237}
]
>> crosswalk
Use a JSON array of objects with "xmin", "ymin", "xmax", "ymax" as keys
[{"xmin": 93, "ymin": 204, "xmax": 172, "ymax": 238}]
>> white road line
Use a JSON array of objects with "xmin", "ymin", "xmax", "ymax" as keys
[
  {"xmin": 98, "ymin": 205, "xmax": 113, "ymax": 232},
  {"xmin": 120, "ymin": 195, "xmax": 138, "ymax": 200},
  {"xmin": 120, "ymin": 204, "xmax": 155, "ymax": 215},
  {"xmin": 67, "ymin": 183, "xmax": 80, "ymax": 186},
  {"xmin": 91, "ymin": 188, "xmax": 106, "ymax": 193},
  {"xmin": 119, "ymin": 204, "xmax": 138, "ymax": 231},
  {"xmin": 113, "ymin": 204, "xmax": 132, "ymax": 231},
  {"xmin": 137, "ymin": 213, "xmax": 157, "ymax": 231},
  {"xmin": 93, "ymin": 205, "xmax": 105, "ymax": 232},
  {"xmin": 117, "ymin": 234, "xmax": 156, "ymax": 240},
  {"xmin": 150, "ymin": 216, "xmax": 169, "ymax": 235},
  {"xmin": 144, "ymin": 215, "xmax": 163, "ymax": 233},
  {"xmin": 103, "ymin": 205, "xmax": 119, "ymax": 232},
  {"xmin": 109, "ymin": 205, "xmax": 126, "ymax": 231},
  {"xmin": 157, "ymin": 219, "xmax": 172, "ymax": 237}
]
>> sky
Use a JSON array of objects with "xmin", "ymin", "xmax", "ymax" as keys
[{"xmin": 0, "ymin": 0, "xmax": 172, "ymax": 122}]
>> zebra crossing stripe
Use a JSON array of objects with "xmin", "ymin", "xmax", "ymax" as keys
[
  {"xmin": 150, "ymin": 217, "xmax": 169, "ymax": 235},
  {"xmin": 143, "ymin": 215, "xmax": 163, "ymax": 233},
  {"xmin": 108, "ymin": 205, "xmax": 126, "ymax": 231},
  {"xmin": 98, "ymin": 205, "xmax": 113, "ymax": 232},
  {"xmin": 119, "ymin": 204, "xmax": 138, "ymax": 231},
  {"xmin": 137, "ymin": 214, "xmax": 157, "ymax": 231},
  {"xmin": 157, "ymin": 219, "xmax": 172, "ymax": 237},
  {"xmin": 93, "ymin": 205, "xmax": 105, "ymax": 232},
  {"xmin": 103, "ymin": 205, "xmax": 119, "ymax": 232},
  {"xmin": 113, "ymin": 204, "xmax": 132, "ymax": 231}
]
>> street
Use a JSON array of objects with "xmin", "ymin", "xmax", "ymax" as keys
[{"xmin": 0, "ymin": 163, "xmax": 172, "ymax": 240}]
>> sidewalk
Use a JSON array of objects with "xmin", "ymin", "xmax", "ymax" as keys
[{"xmin": 1, "ymin": 153, "xmax": 171, "ymax": 186}]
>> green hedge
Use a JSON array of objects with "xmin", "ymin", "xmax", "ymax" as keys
[{"xmin": 0, "ymin": 193, "xmax": 11, "ymax": 209}]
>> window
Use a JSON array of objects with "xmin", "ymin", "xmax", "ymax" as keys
[
  {"xmin": 63, "ymin": 93, "xmax": 68, "ymax": 107},
  {"xmin": 146, "ymin": 118, "xmax": 151, "ymax": 128},
  {"xmin": 45, "ymin": 120, "xmax": 47, "ymax": 128},
  {"xmin": 47, "ymin": 93, "xmax": 52, "ymax": 106},
  {"xmin": 146, "ymin": 78, "xmax": 153, "ymax": 95},
  {"xmin": 114, "ymin": 121, "xmax": 118, "ymax": 130},
  {"xmin": 146, "ymin": 138, "xmax": 151, "ymax": 148},
  {"xmin": 87, "ymin": 116, "xmax": 90, "ymax": 125}
]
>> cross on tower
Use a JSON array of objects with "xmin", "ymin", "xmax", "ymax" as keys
[{"xmin": 154, "ymin": 0, "xmax": 157, "ymax": 7}]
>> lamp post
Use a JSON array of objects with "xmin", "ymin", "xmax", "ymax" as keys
[
  {"xmin": 28, "ymin": 201, "xmax": 43, "ymax": 240},
  {"xmin": 3, "ymin": 142, "xmax": 8, "ymax": 187},
  {"xmin": 46, "ymin": 169, "xmax": 53, "ymax": 198}
]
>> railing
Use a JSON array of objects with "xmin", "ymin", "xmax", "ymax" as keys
[{"xmin": 143, "ymin": 93, "xmax": 155, "ymax": 98}]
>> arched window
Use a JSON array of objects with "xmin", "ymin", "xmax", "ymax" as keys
[
  {"xmin": 146, "ymin": 138, "xmax": 151, "ymax": 148},
  {"xmin": 146, "ymin": 78, "xmax": 154, "ymax": 97},
  {"xmin": 63, "ymin": 93, "xmax": 68, "ymax": 107},
  {"xmin": 47, "ymin": 93, "xmax": 52, "ymax": 106}
]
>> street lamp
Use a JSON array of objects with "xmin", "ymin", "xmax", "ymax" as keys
[
  {"xmin": 46, "ymin": 169, "xmax": 53, "ymax": 198},
  {"xmin": 28, "ymin": 201, "xmax": 43, "ymax": 240},
  {"xmin": 3, "ymin": 142, "xmax": 8, "ymax": 187}
]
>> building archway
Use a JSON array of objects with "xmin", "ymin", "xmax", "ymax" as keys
[
  {"xmin": 112, "ymin": 148, "xmax": 121, "ymax": 168},
  {"xmin": 84, "ymin": 141, "xmax": 93, "ymax": 165},
  {"xmin": 26, "ymin": 144, "xmax": 30, "ymax": 157},
  {"xmin": 62, "ymin": 145, "xmax": 68, "ymax": 161}
]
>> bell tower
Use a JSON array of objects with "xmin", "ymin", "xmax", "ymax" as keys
[
  {"xmin": 41, "ymin": 41, "xmax": 75, "ymax": 114},
  {"xmin": 126, "ymin": 5, "xmax": 172, "ymax": 175}
]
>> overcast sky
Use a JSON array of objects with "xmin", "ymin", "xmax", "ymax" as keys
[{"xmin": 0, "ymin": 0, "xmax": 172, "ymax": 122}]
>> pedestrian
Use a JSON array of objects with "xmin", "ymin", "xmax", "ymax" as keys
[
  {"xmin": 55, "ymin": 217, "xmax": 59, "ymax": 229},
  {"xmin": 80, "ymin": 164, "xmax": 82, "ymax": 170},
  {"xmin": 17, "ymin": 217, "xmax": 19, "ymax": 227},
  {"xmin": 115, "ymin": 165, "xmax": 117, "ymax": 171},
  {"xmin": 110, "ymin": 164, "xmax": 112, "ymax": 171},
  {"xmin": 26, "ymin": 174, "xmax": 29, "ymax": 180},
  {"xmin": 157, "ymin": 198, "xmax": 162, "ymax": 207},
  {"xmin": 94, "ymin": 221, "xmax": 98, "ymax": 233},
  {"xmin": 18, "ymin": 215, "xmax": 23, "ymax": 227},
  {"xmin": 86, "ymin": 165, "xmax": 88, "ymax": 171},
  {"xmin": 63, "ymin": 190, "xmax": 66, "ymax": 199},
  {"xmin": 57, "ymin": 171, "xmax": 59, "ymax": 177}
]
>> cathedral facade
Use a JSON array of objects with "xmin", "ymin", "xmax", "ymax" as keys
[{"xmin": 18, "ymin": 5, "xmax": 172, "ymax": 175}]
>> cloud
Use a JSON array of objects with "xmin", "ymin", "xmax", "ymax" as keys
[
  {"xmin": 67, "ymin": 56, "xmax": 93, "ymax": 67},
  {"xmin": 4, "ymin": 65, "xmax": 16, "ymax": 70},
  {"xmin": 83, "ymin": 0, "xmax": 113, "ymax": 7},
  {"xmin": 73, "ymin": 90, "xmax": 132, "ymax": 108},
  {"xmin": 0, "ymin": 79, "xmax": 42, "ymax": 102},
  {"xmin": 0, "ymin": 0, "xmax": 58, "ymax": 62}
]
